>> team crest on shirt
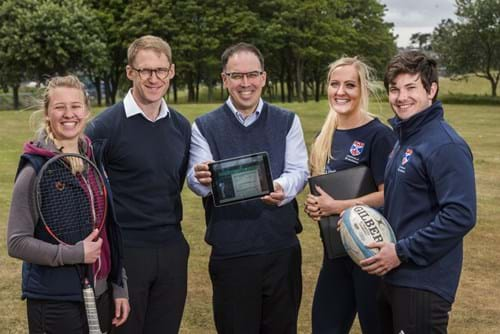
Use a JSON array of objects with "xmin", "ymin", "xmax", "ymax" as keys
[
  {"xmin": 350, "ymin": 141, "xmax": 365, "ymax": 156},
  {"xmin": 345, "ymin": 140, "xmax": 365, "ymax": 164},
  {"xmin": 402, "ymin": 148, "xmax": 413, "ymax": 165},
  {"xmin": 398, "ymin": 148, "xmax": 413, "ymax": 173}
]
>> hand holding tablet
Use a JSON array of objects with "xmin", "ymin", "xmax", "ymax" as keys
[
  {"xmin": 207, "ymin": 152, "xmax": 274, "ymax": 207},
  {"xmin": 193, "ymin": 161, "xmax": 213, "ymax": 186},
  {"xmin": 261, "ymin": 182, "xmax": 284, "ymax": 206}
]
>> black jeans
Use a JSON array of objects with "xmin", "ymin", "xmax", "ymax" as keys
[
  {"xmin": 377, "ymin": 281, "xmax": 452, "ymax": 334},
  {"xmin": 27, "ymin": 298, "xmax": 88, "ymax": 334}
]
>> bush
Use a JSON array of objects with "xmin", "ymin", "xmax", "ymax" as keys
[{"xmin": 439, "ymin": 94, "xmax": 500, "ymax": 106}]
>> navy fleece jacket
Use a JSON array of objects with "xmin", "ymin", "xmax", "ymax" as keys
[{"xmin": 384, "ymin": 101, "xmax": 476, "ymax": 303}]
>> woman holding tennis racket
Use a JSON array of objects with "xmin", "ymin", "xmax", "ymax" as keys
[
  {"xmin": 7, "ymin": 75, "xmax": 129, "ymax": 333},
  {"xmin": 304, "ymin": 58, "xmax": 395, "ymax": 334}
]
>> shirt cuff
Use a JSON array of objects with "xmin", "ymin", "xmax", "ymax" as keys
[
  {"xmin": 273, "ymin": 178, "xmax": 293, "ymax": 206},
  {"xmin": 61, "ymin": 242, "xmax": 85, "ymax": 265},
  {"xmin": 112, "ymin": 279, "xmax": 129, "ymax": 299},
  {"xmin": 395, "ymin": 241, "xmax": 409, "ymax": 263}
]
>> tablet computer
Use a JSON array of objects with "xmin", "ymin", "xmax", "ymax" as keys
[{"xmin": 209, "ymin": 152, "xmax": 274, "ymax": 207}]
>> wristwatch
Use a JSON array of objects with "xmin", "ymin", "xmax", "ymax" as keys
[{"xmin": 395, "ymin": 242, "xmax": 409, "ymax": 263}]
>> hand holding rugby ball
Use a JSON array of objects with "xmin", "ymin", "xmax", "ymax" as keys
[{"xmin": 340, "ymin": 205, "xmax": 396, "ymax": 265}]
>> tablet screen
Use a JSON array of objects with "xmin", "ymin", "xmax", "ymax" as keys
[{"xmin": 209, "ymin": 152, "xmax": 274, "ymax": 206}]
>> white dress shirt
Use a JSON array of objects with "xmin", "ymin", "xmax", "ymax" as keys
[{"xmin": 123, "ymin": 89, "xmax": 170, "ymax": 122}]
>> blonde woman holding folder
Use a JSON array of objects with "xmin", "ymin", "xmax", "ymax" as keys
[{"xmin": 305, "ymin": 57, "xmax": 395, "ymax": 334}]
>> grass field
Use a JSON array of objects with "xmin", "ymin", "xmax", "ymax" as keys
[
  {"xmin": 1, "ymin": 100, "xmax": 500, "ymax": 333},
  {"xmin": 439, "ymin": 76, "xmax": 495, "ymax": 96}
]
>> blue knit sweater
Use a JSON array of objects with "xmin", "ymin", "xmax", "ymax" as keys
[{"xmin": 86, "ymin": 102, "xmax": 191, "ymax": 247}]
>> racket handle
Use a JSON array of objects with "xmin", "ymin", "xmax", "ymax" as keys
[{"xmin": 82, "ymin": 280, "xmax": 103, "ymax": 334}]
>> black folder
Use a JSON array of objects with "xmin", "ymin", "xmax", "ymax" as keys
[{"xmin": 308, "ymin": 165, "xmax": 377, "ymax": 259}]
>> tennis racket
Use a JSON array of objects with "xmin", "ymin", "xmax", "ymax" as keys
[{"xmin": 35, "ymin": 153, "xmax": 107, "ymax": 334}]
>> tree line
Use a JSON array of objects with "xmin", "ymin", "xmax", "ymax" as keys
[
  {"xmin": 432, "ymin": 0, "xmax": 499, "ymax": 97},
  {"xmin": 408, "ymin": 1, "xmax": 499, "ymax": 98},
  {"xmin": 0, "ymin": 0, "xmax": 397, "ymax": 109}
]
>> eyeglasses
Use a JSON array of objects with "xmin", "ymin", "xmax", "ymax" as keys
[
  {"xmin": 131, "ymin": 66, "xmax": 171, "ymax": 80},
  {"xmin": 224, "ymin": 71, "xmax": 263, "ymax": 81}
]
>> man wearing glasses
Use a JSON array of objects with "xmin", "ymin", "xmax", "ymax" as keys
[
  {"xmin": 86, "ymin": 35, "xmax": 191, "ymax": 333},
  {"xmin": 188, "ymin": 42, "xmax": 308, "ymax": 333}
]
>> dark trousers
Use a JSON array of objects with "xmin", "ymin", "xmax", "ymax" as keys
[
  {"xmin": 312, "ymin": 255, "xmax": 382, "ymax": 334},
  {"xmin": 377, "ymin": 281, "xmax": 452, "ymax": 334},
  {"xmin": 27, "ymin": 298, "xmax": 88, "ymax": 334},
  {"xmin": 113, "ymin": 235, "xmax": 189, "ymax": 334},
  {"xmin": 209, "ymin": 244, "xmax": 302, "ymax": 334},
  {"xmin": 97, "ymin": 288, "xmax": 114, "ymax": 333}
]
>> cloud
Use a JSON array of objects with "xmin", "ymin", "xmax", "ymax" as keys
[{"xmin": 380, "ymin": 0, "xmax": 457, "ymax": 46}]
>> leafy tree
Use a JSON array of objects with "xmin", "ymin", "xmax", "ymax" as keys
[
  {"xmin": 0, "ymin": 0, "xmax": 37, "ymax": 109},
  {"xmin": 170, "ymin": 0, "xmax": 259, "ymax": 102},
  {"xmin": 170, "ymin": 0, "xmax": 218, "ymax": 103},
  {"xmin": 0, "ymin": 0, "xmax": 108, "ymax": 109},
  {"xmin": 253, "ymin": 0, "xmax": 350, "ymax": 102},
  {"xmin": 255, "ymin": 0, "xmax": 395, "ymax": 102},
  {"xmin": 25, "ymin": 1, "xmax": 108, "ymax": 80},
  {"xmin": 410, "ymin": 32, "xmax": 432, "ymax": 50},
  {"xmin": 208, "ymin": 0, "xmax": 260, "ymax": 101},
  {"xmin": 88, "ymin": 0, "xmax": 130, "ymax": 105},
  {"xmin": 1, "ymin": 0, "xmax": 398, "ymax": 108},
  {"xmin": 432, "ymin": 0, "xmax": 500, "ymax": 96}
]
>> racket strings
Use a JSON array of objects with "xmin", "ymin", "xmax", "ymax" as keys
[
  {"xmin": 79, "ymin": 173, "xmax": 97, "ymax": 225},
  {"xmin": 77, "ymin": 162, "xmax": 106, "ymax": 229},
  {"xmin": 37, "ymin": 156, "xmax": 107, "ymax": 245}
]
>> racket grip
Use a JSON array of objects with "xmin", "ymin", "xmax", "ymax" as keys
[{"xmin": 83, "ymin": 280, "xmax": 103, "ymax": 334}]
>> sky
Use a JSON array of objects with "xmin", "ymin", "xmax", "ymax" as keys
[{"xmin": 379, "ymin": 0, "xmax": 457, "ymax": 47}]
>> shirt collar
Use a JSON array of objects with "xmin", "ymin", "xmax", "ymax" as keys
[
  {"xmin": 123, "ymin": 89, "xmax": 170, "ymax": 122},
  {"xmin": 225, "ymin": 97, "xmax": 263, "ymax": 121}
]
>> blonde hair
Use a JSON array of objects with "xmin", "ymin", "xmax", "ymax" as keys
[
  {"xmin": 31, "ymin": 75, "xmax": 90, "ymax": 144},
  {"xmin": 309, "ymin": 57, "xmax": 377, "ymax": 176},
  {"xmin": 127, "ymin": 35, "xmax": 172, "ymax": 65}
]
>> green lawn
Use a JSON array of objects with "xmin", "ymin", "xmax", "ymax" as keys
[
  {"xmin": 439, "ymin": 76, "xmax": 495, "ymax": 96},
  {"xmin": 1, "ymin": 100, "xmax": 499, "ymax": 333}
]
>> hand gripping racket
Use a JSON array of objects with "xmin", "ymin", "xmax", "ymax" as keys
[{"xmin": 35, "ymin": 153, "xmax": 107, "ymax": 334}]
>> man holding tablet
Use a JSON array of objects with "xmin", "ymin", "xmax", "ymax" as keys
[
  {"xmin": 188, "ymin": 42, "xmax": 308, "ymax": 333},
  {"xmin": 209, "ymin": 152, "xmax": 274, "ymax": 207}
]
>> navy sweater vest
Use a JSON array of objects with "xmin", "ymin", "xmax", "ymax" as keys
[
  {"xmin": 195, "ymin": 103, "xmax": 301, "ymax": 259},
  {"xmin": 86, "ymin": 102, "xmax": 191, "ymax": 247}
]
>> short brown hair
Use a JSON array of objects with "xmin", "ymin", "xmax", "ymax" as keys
[
  {"xmin": 221, "ymin": 42, "xmax": 264, "ymax": 71},
  {"xmin": 127, "ymin": 35, "xmax": 172, "ymax": 65},
  {"xmin": 384, "ymin": 51, "xmax": 439, "ymax": 102}
]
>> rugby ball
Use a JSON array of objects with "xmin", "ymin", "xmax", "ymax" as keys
[{"xmin": 340, "ymin": 205, "xmax": 396, "ymax": 265}]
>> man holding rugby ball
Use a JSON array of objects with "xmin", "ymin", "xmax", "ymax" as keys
[{"xmin": 360, "ymin": 51, "xmax": 476, "ymax": 334}]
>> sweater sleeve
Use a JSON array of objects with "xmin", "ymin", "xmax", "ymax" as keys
[
  {"xmin": 111, "ymin": 267, "xmax": 129, "ymax": 299},
  {"xmin": 7, "ymin": 165, "xmax": 84, "ymax": 266},
  {"xmin": 397, "ymin": 143, "xmax": 476, "ymax": 266}
]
